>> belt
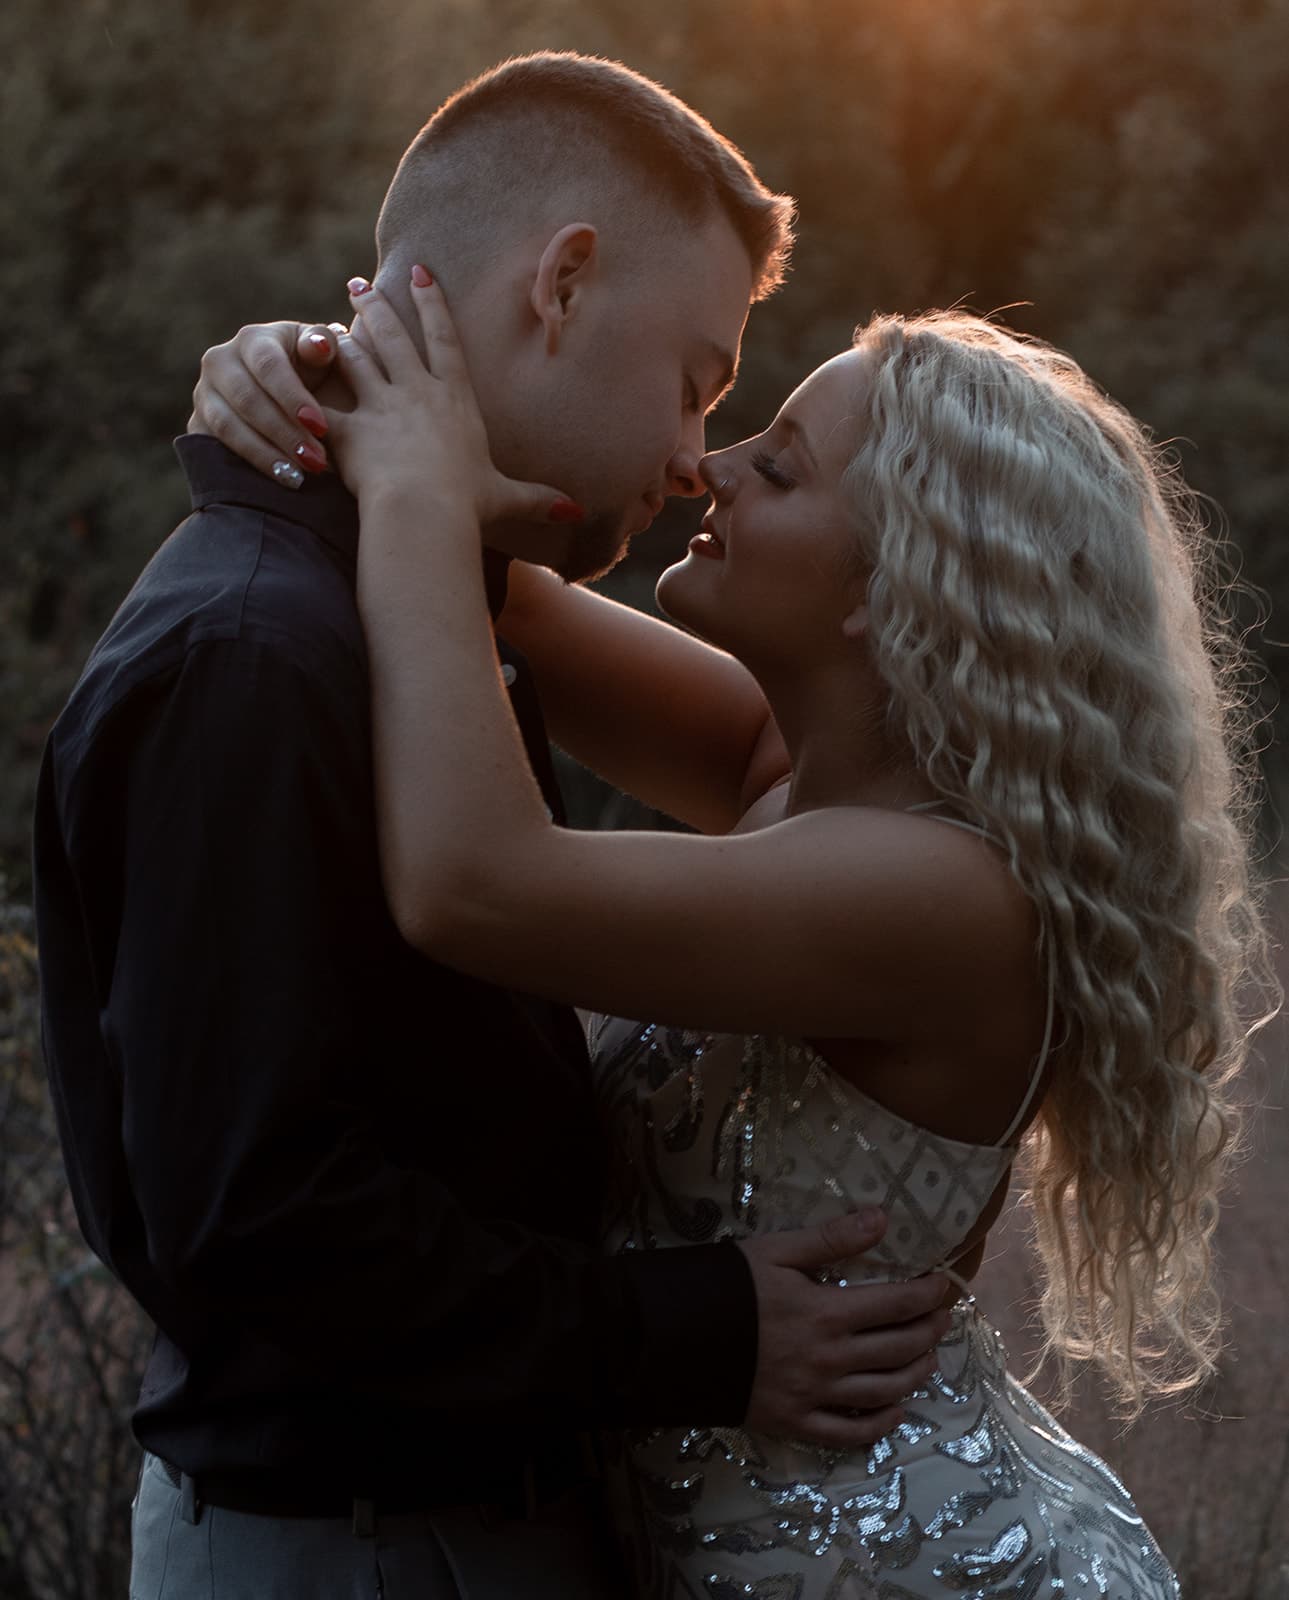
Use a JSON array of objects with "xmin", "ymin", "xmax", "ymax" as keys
[{"xmin": 155, "ymin": 1447, "xmax": 593, "ymax": 1528}]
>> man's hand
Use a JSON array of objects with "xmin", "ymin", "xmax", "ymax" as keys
[
  {"xmin": 188, "ymin": 320, "xmax": 343, "ymax": 486},
  {"xmin": 738, "ymin": 1209, "xmax": 952, "ymax": 1448}
]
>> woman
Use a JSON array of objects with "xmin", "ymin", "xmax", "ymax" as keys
[{"xmin": 204, "ymin": 277, "xmax": 1274, "ymax": 1597}]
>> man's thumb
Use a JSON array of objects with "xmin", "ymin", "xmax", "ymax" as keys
[{"xmin": 769, "ymin": 1207, "xmax": 887, "ymax": 1272}]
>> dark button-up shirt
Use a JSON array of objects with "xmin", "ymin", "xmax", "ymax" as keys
[{"xmin": 32, "ymin": 437, "xmax": 757, "ymax": 1499}]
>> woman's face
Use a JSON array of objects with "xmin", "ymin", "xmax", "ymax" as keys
[{"xmin": 656, "ymin": 347, "xmax": 873, "ymax": 674}]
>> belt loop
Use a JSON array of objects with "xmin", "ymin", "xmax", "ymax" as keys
[
  {"xmin": 353, "ymin": 1497, "xmax": 376, "ymax": 1539},
  {"xmin": 179, "ymin": 1473, "xmax": 204, "ymax": 1526}
]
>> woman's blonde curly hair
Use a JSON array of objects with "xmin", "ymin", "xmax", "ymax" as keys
[{"xmin": 843, "ymin": 310, "xmax": 1279, "ymax": 1411}]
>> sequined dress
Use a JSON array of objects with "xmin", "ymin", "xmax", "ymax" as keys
[{"xmin": 588, "ymin": 817, "xmax": 1180, "ymax": 1600}]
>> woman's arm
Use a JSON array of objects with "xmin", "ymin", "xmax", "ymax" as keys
[
  {"xmin": 499, "ymin": 564, "xmax": 788, "ymax": 832},
  {"xmin": 331, "ymin": 276, "xmax": 1028, "ymax": 1038},
  {"xmin": 187, "ymin": 318, "xmax": 788, "ymax": 830}
]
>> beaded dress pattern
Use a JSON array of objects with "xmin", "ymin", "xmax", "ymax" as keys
[{"xmin": 589, "ymin": 812, "xmax": 1180, "ymax": 1600}]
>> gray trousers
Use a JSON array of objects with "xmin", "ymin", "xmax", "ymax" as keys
[{"xmin": 129, "ymin": 1452, "xmax": 628, "ymax": 1599}]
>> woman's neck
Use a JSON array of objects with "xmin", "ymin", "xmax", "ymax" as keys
[{"xmin": 766, "ymin": 663, "xmax": 937, "ymax": 818}]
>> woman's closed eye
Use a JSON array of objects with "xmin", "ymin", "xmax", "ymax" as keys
[{"xmin": 751, "ymin": 449, "xmax": 795, "ymax": 489}]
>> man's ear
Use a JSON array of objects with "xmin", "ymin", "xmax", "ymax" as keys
[
  {"xmin": 530, "ymin": 224, "xmax": 599, "ymax": 355},
  {"xmin": 841, "ymin": 600, "xmax": 870, "ymax": 641}
]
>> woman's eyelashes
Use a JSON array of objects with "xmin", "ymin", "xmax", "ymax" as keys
[{"xmin": 751, "ymin": 449, "xmax": 795, "ymax": 489}]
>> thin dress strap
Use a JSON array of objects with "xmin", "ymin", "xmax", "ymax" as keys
[
  {"xmin": 903, "ymin": 802, "xmax": 1058, "ymax": 1149},
  {"xmin": 995, "ymin": 928, "xmax": 1057, "ymax": 1147}
]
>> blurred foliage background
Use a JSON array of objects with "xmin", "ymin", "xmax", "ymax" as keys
[
  {"xmin": 1, "ymin": 0, "xmax": 1287, "ymax": 1594},
  {"xmin": 2, "ymin": 0, "xmax": 1287, "ymax": 891}
]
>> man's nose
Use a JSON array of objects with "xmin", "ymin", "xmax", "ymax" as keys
[{"xmin": 666, "ymin": 417, "xmax": 709, "ymax": 498}]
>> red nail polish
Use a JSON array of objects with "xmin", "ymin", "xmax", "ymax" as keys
[
  {"xmin": 306, "ymin": 332, "xmax": 332, "ymax": 356},
  {"xmin": 294, "ymin": 440, "xmax": 327, "ymax": 473},
  {"xmin": 297, "ymin": 404, "xmax": 328, "ymax": 439},
  {"xmin": 410, "ymin": 263, "xmax": 433, "ymax": 288},
  {"xmin": 548, "ymin": 498, "xmax": 585, "ymax": 524},
  {"xmin": 347, "ymin": 276, "xmax": 371, "ymax": 296}
]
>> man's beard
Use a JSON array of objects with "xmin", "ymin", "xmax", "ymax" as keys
[{"xmin": 554, "ymin": 511, "xmax": 634, "ymax": 584}]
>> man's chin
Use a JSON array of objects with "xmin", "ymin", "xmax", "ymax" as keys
[
  {"xmin": 551, "ymin": 513, "xmax": 634, "ymax": 585},
  {"xmin": 483, "ymin": 512, "xmax": 630, "ymax": 585}
]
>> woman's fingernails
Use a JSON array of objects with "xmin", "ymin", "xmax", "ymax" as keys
[
  {"xmin": 347, "ymin": 276, "xmax": 372, "ymax": 296},
  {"xmin": 548, "ymin": 498, "xmax": 585, "ymax": 524},
  {"xmin": 410, "ymin": 263, "xmax": 433, "ymax": 288},
  {"xmin": 306, "ymin": 332, "xmax": 333, "ymax": 358},
  {"xmin": 294, "ymin": 440, "xmax": 327, "ymax": 473},
  {"xmin": 272, "ymin": 460, "xmax": 305, "ymax": 490},
  {"xmin": 297, "ymin": 404, "xmax": 328, "ymax": 438}
]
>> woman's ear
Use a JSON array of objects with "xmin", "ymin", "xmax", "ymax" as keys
[{"xmin": 530, "ymin": 224, "xmax": 599, "ymax": 356}]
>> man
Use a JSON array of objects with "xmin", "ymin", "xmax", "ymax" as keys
[{"xmin": 35, "ymin": 53, "xmax": 948, "ymax": 1598}]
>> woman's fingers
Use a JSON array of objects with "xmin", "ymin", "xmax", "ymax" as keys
[
  {"xmin": 188, "ymin": 387, "xmax": 309, "ymax": 489},
  {"xmin": 345, "ymin": 277, "xmax": 425, "ymax": 383},
  {"xmin": 330, "ymin": 270, "xmax": 580, "ymax": 522},
  {"xmin": 339, "ymin": 268, "xmax": 465, "ymax": 388},
  {"xmin": 331, "ymin": 326, "xmax": 388, "ymax": 403},
  {"xmin": 409, "ymin": 265, "xmax": 468, "ymax": 379},
  {"xmin": 494, "ymin": 478, "xmax": 586, "ymax": 527},
  {"xmin": 189, "ymin": 320, "xmax": 332, "ymax": 483},
  {"xmin": 296, "ymin": 323, "xmax": 341, "ymax": 384}
]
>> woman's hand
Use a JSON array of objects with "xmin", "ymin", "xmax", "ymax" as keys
[
  {"xmin": 188, "ymin": 320, "xmax": 344, "ymax": 487},
  {"xmin": 326, "ymin": 271, "xmax": 580, "ymax": 529}
]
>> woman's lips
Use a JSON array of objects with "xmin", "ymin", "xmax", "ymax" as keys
[{"xmin": 690, "ymin": 513, "xmax": 725, "ymax": 558}]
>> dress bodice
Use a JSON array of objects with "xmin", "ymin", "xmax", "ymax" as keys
[{"xmin": 589, "ymin": 1018, "xmax": 1017, "ymax": 1286}]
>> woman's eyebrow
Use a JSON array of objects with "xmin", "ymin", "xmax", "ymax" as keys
[{"xmin": 779, "ymin": 415, "xmax": 818, "ymax": 469}]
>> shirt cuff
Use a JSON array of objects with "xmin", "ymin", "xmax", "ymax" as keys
[{"xmin": 609, "ymin": 1241, "xmax": 758, "ymax": 1428}]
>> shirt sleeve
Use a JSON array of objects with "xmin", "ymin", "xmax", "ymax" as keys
[{"xmin": 53, "ymin": 634, "xmax": 757, "ymax": 1431}]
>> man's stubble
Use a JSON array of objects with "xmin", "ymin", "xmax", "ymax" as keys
[{"xmin": 556, "ymin": 511, "xmax": 639, "ymax": 585}]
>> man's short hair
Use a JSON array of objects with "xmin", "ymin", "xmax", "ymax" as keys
[{"xmin": 375, "ymin": 52, "xmax": 795, "ymax": 300}]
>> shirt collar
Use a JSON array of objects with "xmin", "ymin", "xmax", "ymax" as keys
[{"xmin": 174, "ymin": 434, "xmax": 512, "ymax": 618}]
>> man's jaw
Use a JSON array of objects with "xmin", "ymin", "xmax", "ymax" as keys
[
  {"xmin": 484, "ymin": 491, "xmax": 661, "ymax": 584},
  {"xmin": 555, "ymin": 510, "xmax": 637, "ymax": 584}
]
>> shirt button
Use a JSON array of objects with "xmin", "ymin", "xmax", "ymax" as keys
[{"xmin": 500, "ymin": 663, "xmax": 518, "ymax": 687}]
